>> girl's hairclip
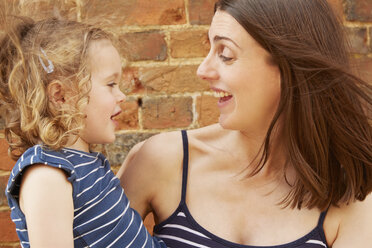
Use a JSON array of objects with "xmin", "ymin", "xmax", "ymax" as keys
[{"xmin": 38, "ymin": 48, "xmax": 54, "ymax": 74}]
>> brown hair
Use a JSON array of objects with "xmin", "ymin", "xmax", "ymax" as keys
[
  {"xmin": 0, "ymin": 16, "xmax": 113, "ymax": 160},
  {"xmin": 215, "ymin": 0, "xmax": 372, "ymax": 210}
]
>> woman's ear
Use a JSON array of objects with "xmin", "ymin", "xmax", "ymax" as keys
[{"xmin": 47, "ymin": 80, "xmax": 66, "ymax": 107}]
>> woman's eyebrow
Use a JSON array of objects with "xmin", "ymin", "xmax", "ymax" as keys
[{"xmin": 211, "ymin": 34, "xmax": 241, "ymax": 49}]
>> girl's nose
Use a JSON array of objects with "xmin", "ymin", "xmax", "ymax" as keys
[
  {"xmin": 116, "ymin": 89, "xmax": 126, "ymax": 103},
  {"xmin": 197, "ymin": 55, "xmax": 219, "ymax": 81}
]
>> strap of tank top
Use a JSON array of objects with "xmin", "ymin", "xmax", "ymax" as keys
[
  {"xmin": 317, "ymin": 206, "xmax": 330, "ymax": 228},
  {"xmin": 180, "ymin": 130, "xmax": 189, "ymax": 204}
]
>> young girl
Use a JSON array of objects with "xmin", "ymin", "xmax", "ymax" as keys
[{"xmin": 1, "ymin": 16, "xmax": 165, "ymax": 248}]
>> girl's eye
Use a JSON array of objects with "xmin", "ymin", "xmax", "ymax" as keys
[{"xmin": 107, "ymin": 82, "xmax": 117, "ymax": 87}]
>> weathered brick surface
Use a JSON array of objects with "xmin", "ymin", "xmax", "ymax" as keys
[
  {"xmin": 142, "ymin": 97, "xmax": 193, "ymax": 129},
  {"xmin": 117, "ymin": 99, "xmax": 139, "ymax": 130},
  {"xmin": 0, "ymin": 175, "xmax": 9, "ymax": 207},
  {"xmin": 189, "ymin": 0, "xmax": 216, "ymax": 25},
  {"xmin": 0, "ymin": 139, "xmax": 14, "ymax": 171},
  {"xmin": 139, "ymin": 65, "xmax": 210, "ymax": 94},
  {"xmin": 327, "ymin": 0, "xmax": 344, "ymax": 17},
  {"xmin": 122, "ymin": 67, "xmax": 144, "ymax": 94},
  {"xmin": 0, "ymin": 116, "xmax": 4, "ymax": 131},
  {"xmin": 354, "ymin": 56, "xmax": 372, "ymax": 83},
  {"xmin": 0, "ymin": 244, "xmax": 21, "ymax": 248},
  {"xmin": 103, "ymin": 133, "xmax": 157, "ymax": 168},
  {"xmin": 0, "ymin": 211, "xmax": 18, "ymax": 242},
  {"xmin": 170, "ymin": 30, "xmax": 210, "ymax": 58},
  {"xmin": 344, "ymin": 0, "xmax": 372, "ymax": 22},
  {"xmin": 80, "ymin": 0, "xmax": 186, "ymax": 26},
  {"xmin": 346, "ymin": 27, "xmax": 369, "ymax": 54},
  {"xmin": 0, "ymin": 245, "xmax": 21, "ymax": 248},
  {"xmin": 196, "ymin": 95, "xmax": 219, "ymax": 127},
  {"xmin": 144, "ymin": 213, "xmax": 155, "ymax": 234},
  {"xmin": 369, "ymin": 28, "xmax": 372, "ymax": 52},
  {"xmin": 119, "ymin": 31, "xmax": 167, "ymax": 61}
]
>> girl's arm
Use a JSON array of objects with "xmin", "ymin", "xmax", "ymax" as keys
[
  {"xmin": 19, "ymin": 164, "xmax": 74, "ymax": 248},
  {"xmin": 332, "ymin": 193, "xmax": 372, "ymax": 247}
]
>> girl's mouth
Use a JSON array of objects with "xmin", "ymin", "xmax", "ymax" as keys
[
  {"xmin": 110, "ymin": 111, "xmax": 121, "ymax": 120},
  {"xmin": 110, "ymin": 111, "xmax": 122, "ymax": 127}
]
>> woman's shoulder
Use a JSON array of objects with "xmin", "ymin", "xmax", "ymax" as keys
[
  {"xmin": 118, "ymin": 130, "xmax": 184, "ymax": 179},
  {"xmin": 128, "ymin": 124, "xmax": 224, "ymax": 160},
  {"xmin": 120, "ymin": 124, "xmax": 226, "ymax": 175},
  {"xmin": 326, "ymin": 194, "xmax": 372, "ymax": 247}
]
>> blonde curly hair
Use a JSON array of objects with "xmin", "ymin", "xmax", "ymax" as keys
[{"xmin": 0, "ymin": 16, "xmax": 113, "ymax": 160}]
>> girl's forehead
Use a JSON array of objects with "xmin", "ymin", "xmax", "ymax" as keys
[{"xmin": 88, "ymin": 40, "xmax": 122, "ymax": 80}]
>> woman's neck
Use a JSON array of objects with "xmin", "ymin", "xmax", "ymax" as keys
[{"xmin": 233, "ymin": 124, "xmax": 289, "ymax": 180}]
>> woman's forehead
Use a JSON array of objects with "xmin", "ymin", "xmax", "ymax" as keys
[{"xmin": 209, "ymin": 10, "xmax": 259, "ymax": 49}]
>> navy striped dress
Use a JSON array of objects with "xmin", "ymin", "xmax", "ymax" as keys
[
  {"xmin": 6, "ymin": 145, "xmax": 166, "ymax": 248},
  {"xmin": 153, "ymin": 130, "xmax": 329, "ymax": 248}
]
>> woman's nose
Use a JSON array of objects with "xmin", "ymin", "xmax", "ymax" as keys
[{"xmin": 197, "ymin": 55, "xmax": 219, "ymax": 81}]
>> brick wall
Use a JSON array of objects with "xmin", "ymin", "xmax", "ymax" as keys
[{"xmin": 0, "ymin": 0, "xmax": 371, "ymax": 246}]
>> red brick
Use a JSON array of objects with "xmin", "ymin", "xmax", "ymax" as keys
[
  {"xmin": 80, "ymin": 0, "xmax": 186, "ymax": 26},
  {"xmin": 0, "ymin": 175, "xmax": 10, "ymax": 207},
  {"xmin": 104, "ymin": 133, "xmax": 157, "ymax": 167},
  {"xmin": 189, "ymin": 0, "xmax": 216, "ymax": 25},
  {"xmin": 346, "ymin": 27, "xmax": 369, "ymax": 54},
  {"xmin": 353, "ymin": 56, "xmax": 372, "ymax": 83},
  {"xmin": 369, "ymin": 28, "xmax": 372, "ymax": 52},
  {"xmin": 0, "ymin": 244, "xmax": 21, "ymax": 248},
  {"xmin": 344, "ymin": 0, "xmax": 372, "ymax": 22},
  {"xmin": 196, "ymin": 95, "xmax": 219, "ymax": 127},
  {"xmin": 117, "ymin": 99, "xmax": 139, "ymax": 130},
  {"xmin": 0, "ymin": 116, "xmax": 4, "ymax": 132},
  {"xmin": 327, "ymin": 0, "xmax": 344, "ymax": 18},
  {"xmin": 0, "ymin": 211, "xmax": 18, "ymax": 242},
  {"xmin": 170, "ymin": 30, "xmax": 210, "ymax": 58},
  {"xmin": 122, "ymin": 67, "xmax": 144, "ymax": 94},
  {"xmin": 0, "ymin": 139, "xmax": 14, "ymax": 171},
  {"xmin": 142, "ymin": 97, "xmax": 193, "ymax": 129},
  {"xmin": 119, "ymin": 32, "xmax": 167, "ymax": 61},
  {"xmin": 138, "ymin": 66, "xmax": 210, "ymax": 94},
  {"xmin": 144, "ymin": 212, "xmax": 155, "ymax": 234}
]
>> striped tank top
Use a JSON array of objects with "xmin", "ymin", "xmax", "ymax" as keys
[
  {"xmin": 153, "ymin": 130, "xmax": 329, "ymax": 248},
  {"xmin": 6, "ymin": 145, "xmax": 166, "ymax": 248}
]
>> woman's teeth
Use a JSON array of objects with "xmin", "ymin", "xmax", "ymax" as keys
[{"xmin": 212, "ymin": 91, "xmax": 232, "ymax": 98}]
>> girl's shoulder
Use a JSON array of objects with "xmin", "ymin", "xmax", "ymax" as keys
[
  {"xmin": 18, "ymin": 145, "xmax": 77, "ymax": 170},
  {"xmin": 7, "ymin": 145, "xmax": 78, "ymax": 193}
]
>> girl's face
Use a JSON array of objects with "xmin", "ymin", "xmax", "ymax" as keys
[
  {"xmin": 80, "ymin": 39, "xmax": 125, "ymax": 148},
  {"xmin": 197, "ymin": 10, "xmax": 281, "ymax": 136}
]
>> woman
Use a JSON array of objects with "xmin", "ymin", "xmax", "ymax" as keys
[{"xmin": 118, "ymin": 0, "xmax": 372, "ymax": 247}]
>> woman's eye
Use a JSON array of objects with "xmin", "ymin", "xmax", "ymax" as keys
[
  {"xmin": 218, "ymin": 46, "xmax": 234, "ymax": 62},
  {"xmin": 219, "ymin": 54, "xmax": 233, "ymax": 62}
]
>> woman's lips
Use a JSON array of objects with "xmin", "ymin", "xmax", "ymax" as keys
[{"xmin": 211, "ymin": 88, "xmax": 233, "ymax": 106}]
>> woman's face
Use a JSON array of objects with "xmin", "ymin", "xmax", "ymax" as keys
[{"xmin": 197, "ymin": 10, "xmax": 281, "ymax": 136}]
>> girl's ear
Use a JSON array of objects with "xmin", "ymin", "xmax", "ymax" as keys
[{"xmin": 47, "ymin": 80, "xmax": 66, "ymax": 106}]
